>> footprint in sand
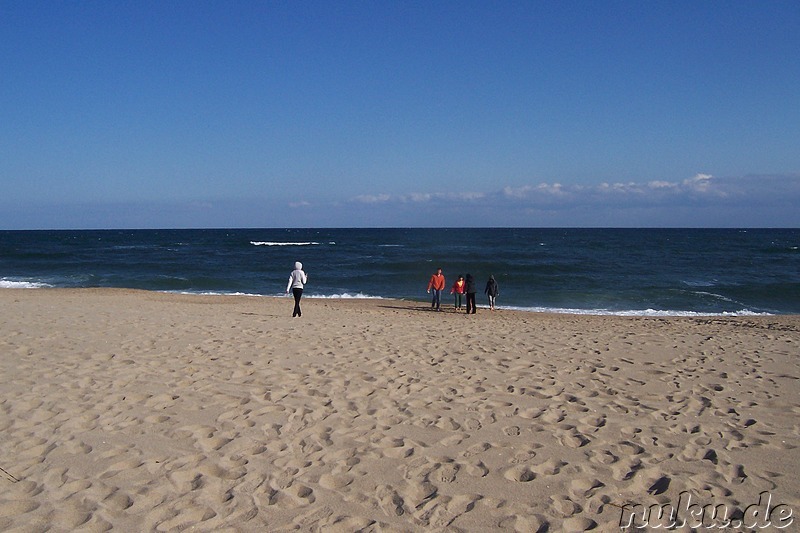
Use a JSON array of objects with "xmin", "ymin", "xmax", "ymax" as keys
[
  {"xmin": 438, "ymin": 433, "xmax": 468, "ymax": 447},
  {"xmin": 568, "ymin": 477, "xmax": 604, "ymax": 499},
  {"xmin": 98, "ymin": 457, "xmax": 146, "ymax": 480},
  {"xmin": 587, "ymin": 448, "xmax": 618, "ymax": 465},
  {"xmin": 724, "ymin": 464, "xmax": 747, "ymax": 483},
  {"xmin": 611, "ymin": 458, "xmax": 642, "ymax": 481},
  {"xmin": 319, "ymin": 472, "xmax": 354, "ymax": 490},
  {"xmin": 464, "ymin": 418, "xmax": 482, "ymax": 430},
  {"xmin": 542, "ymin": 409, "xmax": 566, "ymax": 423},
  {"xmin": 149, "ymin": 505, "xmax": 216, "ymax": 532},
  {"xmin": 579, "ymin": 414, "xmax": 606, "ymax": 429},
  {"xmin": 551, "ymin": 495, "xmax": 581, "ymax": 517},
  {"xmin": 557, "ymin": 429, "xmax": 590, "ymax": 448},
  {"xmin": 292, "ymin": 484, "xmax": 316, "ymax": 505},
  {"xmin": 167, "ymin": 470, "xmax": 203, "ymax": 493},
  {"xmin": 271, "ymin": 467, "xmax": 299, "ymax": 490},
  {"xmin": 632, "ymin": 469, "xmax": 671, "ymax": 495},
  {"xmin": 615, "ymin": 440, "xmax": 645, "ymax": 455},
  {"xmin": 499, "ymin": 514, "xmax": 549, "ymax": 533},
  {"xmin": 533, "ymin": 458, "xmax": 566, "ymax": 476},
  {"xmin": 461, "ymin": 442, "xmax": 491, "ymax": 458},
  {"xmin": 376, "ymin": 484, "xmax": 405, "ymax": 516},
  {"xmin": 399, "ymin": 456, "xmax": 441, "ymax": 482},
  {"xmin": 465, "ymin": 460, "xmax": 489, "ymax": 478},
  {"xmin": 562, "ymin": 516, "xmax": 597, "ymax": 532},
  {"xmin": 99, "ymin": 488, "xmax": 134, "ymax": 512},
  {"xmin": 510, "ymin": 446, "xmax": 538, "ymax": 464},
  {"xmin": 504, "ymin": 465, "xmax": 535, "ymax": 482},
  {"xmin": 404, "ymin": 480, "xmax": 438, "ymax": 509},
  {"xmin": 51, "ymin": 505, "xmax": 97, "ymax": 530},
  {"xmin": 437, "ymin": 463, "xmax": 460, "ymax": 483}
]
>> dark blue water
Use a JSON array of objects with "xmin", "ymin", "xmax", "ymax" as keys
[{"xmin": 1, "ymin": 228, "xmax": 798, "ymax": 315}]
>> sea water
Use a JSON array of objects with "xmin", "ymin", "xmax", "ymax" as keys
[{"xmin": 1, "ymin": 228, "xmax": 798, "ymax": 315}]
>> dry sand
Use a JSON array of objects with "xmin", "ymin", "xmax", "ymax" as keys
[{"xmin": 1, "ymin": 289, "xmax": 798, "ymax": 532}]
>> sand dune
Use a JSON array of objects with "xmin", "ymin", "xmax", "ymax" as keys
[{"xmin": 1, "ymin": 289, "xmax": 798, "ymax": 531}]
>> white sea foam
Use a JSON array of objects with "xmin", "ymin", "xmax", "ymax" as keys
[
  {"xmin": 692, "ymin": 291, "xmax": 741, "ymax": 304},
  {"xmin": 0, "ymin": 278, "xmax": 52, "ymax": 289},
  {"xmin": 150, "ymin": 290, "xmax": 770, "ymax": 315},
  {"xmin": 250, "ymin": 241, "xmax": 321, "ymax": 246},
  {"xmin": 308, "ymin": 293, "xmax": 383, "ymax": 299},
  {"xmin": 682, "ymin": 280, "xmax": 718, "ymax": 287},
  {"xmin": 494, "ymin": 305, "xmax": 771, "ymax": 317},
  {"xmin": 168, "ymin": 290, "xmax": 382, "ymax": 300},
  {"xmin": 172, "ymin": 291, "xmax": 264, "ymax": 297}
]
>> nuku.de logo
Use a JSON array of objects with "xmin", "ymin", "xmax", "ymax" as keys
[{"xmin": 617, "ymin": 491, "xmax": 793, "ymax": 529}]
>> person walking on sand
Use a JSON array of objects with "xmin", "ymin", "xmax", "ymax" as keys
[
  {"xmin": 450, "ymin": 274, "xmax": 465, "ymax": 311},
  {"xmin": 427, "ymin": 267, "xmax": 446, "ymax": 311},
  {"xmin": 485, "ymin": 275, "xmax": 499, "ymax": 311},
  {"xmin": 286, "ymin": 261, "xmax": 308, "ymax": 317},
  {"xmin": 464, "ymin": 273, "xmax": 477, "ymax": 314}
]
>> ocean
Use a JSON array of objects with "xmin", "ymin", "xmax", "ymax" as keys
[{"xmin": 1, "ymin": 228, "xmax": 798, "ymax": 316}]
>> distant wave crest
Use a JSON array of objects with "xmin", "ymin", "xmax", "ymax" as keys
[
  {"xmin": 250, "ymin": 241, "xmax": 336, "ymax": 246},
  {"xmin": 251, "ymin": 241, "xmax": 319, "ymax": 246}
]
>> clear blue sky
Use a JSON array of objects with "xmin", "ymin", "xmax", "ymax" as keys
[{"xmin": 2, "ymin": 1, "xmax": 798, "ymax": 228}]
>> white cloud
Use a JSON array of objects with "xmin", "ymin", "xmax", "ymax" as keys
[
  {"xmin": 598, "ymin": 182, "xmax": 644, "ymax": 194},
  {"xmin": 351, "ymin": 191, "xmax": 487, "ymax": 205},
  {"xmin": 351, "ymin": 194, "xmax": 391, "ymax": 204},
  {"xmin": 405, "ymin": 192, "xmax": 433, "ymax": 203},
  {"xmin": 496, "ymin": 174, "xmax": 729, "ymax": 204},
  {"xmin": 452, "ymin": 191, "xmax": 486, "ymax": 201},
  {"xmin": 339, "ymin": 173, "xmax": 799, "ymax": 226},
  {"xmin": 501, "ymin": 185, "xmax": 531, "ymax": 198},
  {"xmin": 682, "ymin": 173, "xmax": 715, "ymax": 193},
  {"xmin": 503, "ymin": 183, "xmax": 568, "ymax": 198},
  {"xmin": 9, "ymin": 173, "xmax": 793, "ymax": 228},
  {"xmin": 647, "ymin": 180, "xmax": 677, "ymax": 190}
]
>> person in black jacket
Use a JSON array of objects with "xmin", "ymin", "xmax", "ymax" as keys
[
  {"xmin": 464, "ymin": 273, "xmax": 477, "ymax": 314},
  {"xmin": 485, "ymin": 275, "xmax": 499, "ymax": 311}
]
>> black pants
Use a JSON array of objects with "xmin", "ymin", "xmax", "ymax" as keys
[
  {"xmin": 292, "ymin": 288, "xmax": 303, "ymax": 317},
  {"xmin": 465, "ymin": 292, "xmax": 476, "ymax": 314}
]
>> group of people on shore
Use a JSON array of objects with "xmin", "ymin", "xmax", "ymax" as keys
[
  {"xmin": 286, "ymin": 262, "xmax": 499, "ymax": 318},
  {"xmin": 427, "ymin": 268, "xmax": 499, "ymax": 314}
]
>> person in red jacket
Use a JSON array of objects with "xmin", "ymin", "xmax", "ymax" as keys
[
  {"xmin": 450, "ymin": 274, "xmax": 465, "ymax": 311},
  {"xmin": 426, "ymin": 267, "xmax": 446, "ymax": 311}
]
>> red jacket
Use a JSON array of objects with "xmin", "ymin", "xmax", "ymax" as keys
[
  {"xmin": 450, "ymin": 279, "xmax": 464, "ymax": 294},
  {"xmin": 427, "ymin": 273, "xmax": 445, "ymax": 291}
]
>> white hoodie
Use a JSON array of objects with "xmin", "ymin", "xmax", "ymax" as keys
[{"xmin": 287, "ymin": 262, "xmax": 308, "ymax": 292}]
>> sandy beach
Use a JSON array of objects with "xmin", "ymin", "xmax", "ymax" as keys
[{"xmin": 1, "ymin": 289, "xmax": 798, "ymax": 531}]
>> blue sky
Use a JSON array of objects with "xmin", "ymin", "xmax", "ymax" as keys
[{"xmin": 1, "ymin": 1, "xmax": 798, "ymax": 228}]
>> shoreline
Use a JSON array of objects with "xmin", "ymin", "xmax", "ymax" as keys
[
  {"xmin": 3, "ymin": 285, "xmax": 788, "ymax": 318},
  {"xmin": 1, "ymin": 288, "xmax": 798, "ymax": 530}
]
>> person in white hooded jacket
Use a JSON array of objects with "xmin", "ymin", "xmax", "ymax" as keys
[{"xmin": 286, "ymin": 261, "xmax": 308, "ymax": 317}]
